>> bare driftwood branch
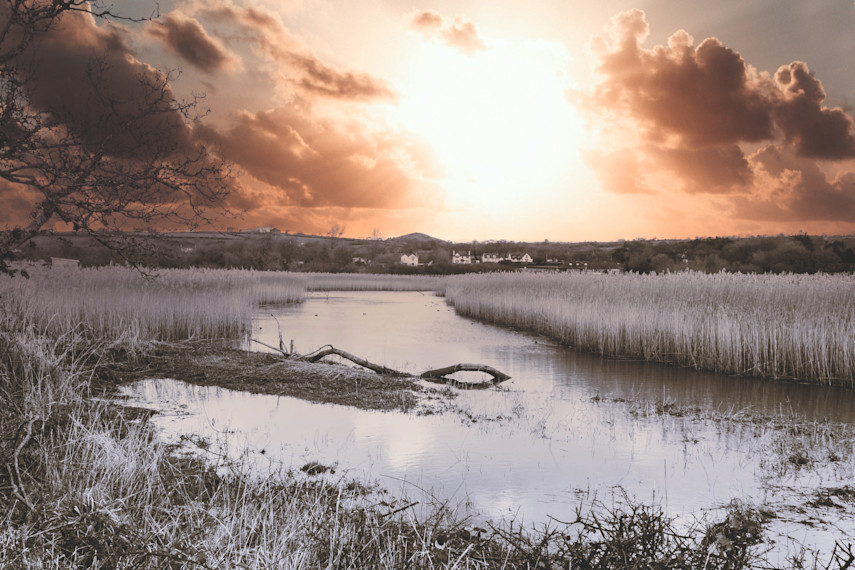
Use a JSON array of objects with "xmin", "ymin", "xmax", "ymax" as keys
[
  {"xmin": 293, "ymin": 344, "xmax": 512, "ymax": 388},
  {"xmin": 304, "ymin": 347, "xmax": 409, "ymax": 377},
  {"xmin": 420, "ymin": 364, "xmax": 511, "ymax": 382}
]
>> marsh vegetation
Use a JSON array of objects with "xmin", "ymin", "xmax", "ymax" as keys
[
  {"xmin": 2, "ymin": 266, "xmax": 855, "ymax": 567},
  {"xmin": 443, "ymin": 271, "xmax": 855, "ymax": 386},
  {"xmin": 1, "ymin": 265, "xmax": 305, "ymax": 340}
]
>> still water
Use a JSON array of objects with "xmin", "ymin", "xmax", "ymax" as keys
[{"xmin": 122, "ymin": 291, "xmax": 855, "ymax": 554}]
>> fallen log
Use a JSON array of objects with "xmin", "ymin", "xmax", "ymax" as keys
[
  {"xmin": 295, "ymin": 344, "xmax": 512, "ymax": 388},
  {"xmin": 420, "ymin": 363, "xmax": 510, "ymax": 383},
  {"xmin": 303, "ymin": 346, "xmax": 409, "ymax": 377}
]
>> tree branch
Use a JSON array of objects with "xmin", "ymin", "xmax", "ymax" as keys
[{"xmin": 292, "ymin": 343, "xmax": 512, "ymax": 388}]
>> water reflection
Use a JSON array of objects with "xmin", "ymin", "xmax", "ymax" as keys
[
  {"xmin": 248, "ymin": 291, "xmax": 855, "ymax": 422},
  {"xmin": 124, "ymin": 377, "xmax": 766, "ymax": 522},
  {"xmin": 121, "ymin": 291, "xmax": 855, "ymax": 558}
]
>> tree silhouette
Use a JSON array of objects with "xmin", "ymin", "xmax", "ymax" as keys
[{"xmin": 0, "ymin": 1, "xmax": 233, "ymax": 271}]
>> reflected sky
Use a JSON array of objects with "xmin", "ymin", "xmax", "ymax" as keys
[
  {"xmin": 121, "ymin": 291, "xmax": 855, "ymax": 559},
  {"xmin": 248, "ymin": 291, "xmax": 855, "ymax": 422}
]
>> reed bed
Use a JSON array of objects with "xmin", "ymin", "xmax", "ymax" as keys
[
  {"xmin": 0, "ymin": 317, "xmax": 773, "ymax": 569},
  {"xmin": 0, "ymin": 274, "xmax": 826, "ymax": 568},
  {"xmin": 304, "ymin": 272, "xmax": 444, "ymax": 291},
  {"xmin": 443, "ymin": 271, "xmax": 855, "ymax": 385},
  {"xmin": 0, "ymin": 266, "xmax": 306, "ymax": 342}
]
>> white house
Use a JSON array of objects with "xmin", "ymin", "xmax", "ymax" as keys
[
  {"xmin": 481, "ymin": 253, "xmax": 502, "ymax": 263},
  {"xmin": 508, "ymin": 253, "xmax": 533, "ymax": 263},
  {"xmin": 452, "ymin": 250, "xmax": 473, "ymax": 264},
  {"xmin": 400, "ymin": 253, "xmax": 419, "ymax": 266}
]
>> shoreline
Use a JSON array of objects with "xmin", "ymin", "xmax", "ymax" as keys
[
  {"xmin": 112, "ymin": 342, "xmax": 855, "ymax": 565},
  {"xmin": 99, "ymin": 339, "xmax": 453, "ymax": 413},
  {"xmin": 3, "ymin": 331, "xmax": 853, "ymax": 567}
]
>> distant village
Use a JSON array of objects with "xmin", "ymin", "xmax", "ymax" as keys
[
  {"xmin": 400, "ymin": 251, "xmax": 537, "ymax": 266},
  {"xmin": 9, "ymin": 226, "xmax": 855, "ymax": 275}
]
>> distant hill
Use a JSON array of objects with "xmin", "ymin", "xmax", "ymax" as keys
[{"xmin": 390, "ymin": 232, "xmax": 446, "ymax": 242}]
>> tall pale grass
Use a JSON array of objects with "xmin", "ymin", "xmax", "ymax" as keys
[
  {"xmin": 0, "ymin": 266, "xmax": 306, "ymax": 342},
  {"xmin": 304, "ymin": 272, "xmax": 444, "ymax": 291},
  {"xmin": 1, "ymin": 370, "xmax": 458, "ymax": 568},
  {"xmin": 443, "ymin": 271, "xmax": 855, "ymax": 385}
]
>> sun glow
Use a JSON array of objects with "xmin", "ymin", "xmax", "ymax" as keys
[{"xmin": 398, "ymin": 40, "xmax": 583, "ymax": 202}]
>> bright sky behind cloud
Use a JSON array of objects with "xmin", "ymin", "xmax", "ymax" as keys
[{"xmin": 13, "ymin": 0, "xmax": 855, "ymax": 241}]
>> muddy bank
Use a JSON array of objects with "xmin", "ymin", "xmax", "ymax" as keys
[{"xmin": 99, "ymin": 340, "xmax": 454, "ymax": 412}]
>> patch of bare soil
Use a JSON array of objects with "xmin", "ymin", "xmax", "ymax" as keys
[{"xmin": 97, "ymin": 340, "xmax": 454, "ymax": 412}]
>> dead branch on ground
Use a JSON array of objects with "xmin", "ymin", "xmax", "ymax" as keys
[{"xmin": 257, "ymin": 340, "xmax": 512, "ymax": 389}]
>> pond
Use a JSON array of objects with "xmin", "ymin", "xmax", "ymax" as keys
[{"xmin": 121, "ymin": 291, "xmax": 855, "ymax": 558}]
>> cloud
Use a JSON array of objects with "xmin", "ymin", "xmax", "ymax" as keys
[
  {"xmin": 410, "ymin": 9, "xmax": 487, "ymax": 55},
  {"xmin": 14, "ymin": 10, "xmax": 195, "ymax": 158},
  {"xmin": 411, "ymin": 9, "xmax": 443, "ymax": 32},
  {"xmin": 583, "ymin": 9, "xmax": 855, "ymax": 223},
  {"xmin": 589, "ymin": 10, "xmax": 774, "ymax": 151},
  {"xmin": 654, "ymin": 145, "xmax": 753, "ymax": 193},
  {"xmin": 773, "ymin": 61, "xmax": 855, "ymax": 159},
  {"xmin": 0, "ymin": 180, "xmax": 40, "ymax": 225},
  {"xmin": 196, "ymin": 105, "xmax": 441, "ymax": 211},
  {"xmin": 146, "ymin": 12, "xmax": 240, "ymax": 74},
  {"xmin": 2, "ymin": 10, "xmax": 239, "ymax": 229},
  {"xmin": 197, "ymin": 1, "xmax": 396, "ymax": 101},
  {"xmin": 731, "ymin": 145, "xmax": 855, "ymax": 222}
]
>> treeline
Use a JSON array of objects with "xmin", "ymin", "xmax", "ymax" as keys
[
  {"xmin": 13, "ymin": 232, "xmax": 855, "ymax": 275},
  {"xmin": 611, "ymin": 234, "xmax": 855, "ymax": 274}
]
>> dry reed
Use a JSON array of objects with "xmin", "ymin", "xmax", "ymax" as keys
[
  {"xmin": 443, "ymin": 271, "xmax": 855, "ymax": 385},
  {"xmin": 0, "ymin": 270, "xmax": 819, "ymax": 568},
  {"xmin": 0, "ymin": 266, "xmax": 306, "ymax": 342}
]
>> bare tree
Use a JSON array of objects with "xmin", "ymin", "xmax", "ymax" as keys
[
  {"xmin": 327, "ymin": 224, "xmax": 346, "ymax": 239},
  {"xmin": 0, "ymin": 1, "xmax": 233, "ymax": 271}
]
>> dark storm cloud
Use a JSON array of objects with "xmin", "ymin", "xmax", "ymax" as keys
[
  {"xmin": 584, "ymin": 9, "xmax": 855, "ymax": 223},
  {"xmin": 196, "ymin": 106, "xmax": 436, "ymax": 210},
  {"xmin": 654, "ymin": 145, "xmax": 753, "ymax": 192},
  {"xmin": 410, "ymin": 9, "xmax": 487, "ymax": 56},
  {"xmin": 731, "ymin": 145, "xmax": 855, "ymax": 222},
  {"xmin": 199, "ymin": 2, "xmax": 396, "ymax": 101},
  {"xmin": 14, "ymin": 11, "xmax": 194, "ymax": 158},
  {"xmin": 146, "ymin": 12, "xmax": 239, "ymax": 73},
  {"xmin": 590, "ymin": 10, "xmax": 774, "ymax": 150},
  {"xmin": 773, "ymin": 61, "xmax": 855, "ymax": 159},
  {"xmin": 0, "ymin": 9, "xmax": 239, "ymax": 228}
]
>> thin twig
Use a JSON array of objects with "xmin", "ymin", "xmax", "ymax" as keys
[
  {"xmin": 379, "ymin": 500, "xmax": 420, "ymax": 520},
  {"xmin": 250, "ymin": 338, "xmax": 290, "ymax": 357},
  {"xmin": 8, "ymin": 417, "xmax": 39, "ymax": 513}
]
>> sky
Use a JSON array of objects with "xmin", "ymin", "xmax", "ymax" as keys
[{"xmin": 7, "ymin": 0, "xmax": 855, "ymax": 241}]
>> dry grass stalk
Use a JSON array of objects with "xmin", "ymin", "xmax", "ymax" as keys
[
  {"xmin": 443, "ymin": 271, "xmax": 855, "ymax": 385},
  {"xmin": 0, "ymin": 266, "xmax": 306, "ymax": 343}
]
